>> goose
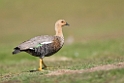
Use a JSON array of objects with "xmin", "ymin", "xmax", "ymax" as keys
[{"xmin": 12, "ymin": 19, "xmax": 69, "ymax": 71}]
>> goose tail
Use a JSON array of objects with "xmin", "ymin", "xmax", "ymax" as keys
[{"xmin": 12, "ymin": 47, "xmax": 21, "ymax": 54}]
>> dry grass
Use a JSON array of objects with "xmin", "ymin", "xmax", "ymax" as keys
[{"xmin": 47, "ymin": 62, "xmax": 124, "ymax": 76}]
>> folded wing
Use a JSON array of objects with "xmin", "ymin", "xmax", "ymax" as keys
[{"xmin": 12, "ymin": 35, "xmax": 54, "ymax": 54}]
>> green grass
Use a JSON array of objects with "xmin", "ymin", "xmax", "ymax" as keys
[
  {"xmin": 0, "ymin": 39, "xmax": 124, "ymax": 83},
  {"xmin": 1, "ymin": 67, "xmax": 124, "ymax": 83},
  {"xmin": 0, "ymin": 0, "xmax": 124, "ymax": 83}
]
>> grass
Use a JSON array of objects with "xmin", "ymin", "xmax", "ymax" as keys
[
  {"xmin": 0, "ymin": 0, "xmax": 124, "ymax": 83},
  {"xmin": 0, "ymin": 39, "xmax": 124, "ymax": 82}
]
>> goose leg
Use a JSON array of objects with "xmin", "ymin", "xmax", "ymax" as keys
[
  {"xmin": 38, "ymin": 58, "xmax": 42, "ymax": 71},
  {"xmin": 42, "ymin": 59, "xmax": 47, "ymax": 69}
]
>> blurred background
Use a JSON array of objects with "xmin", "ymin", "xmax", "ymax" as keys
[
  {"xmin": 1, "ymin": 0, "xmax": 124, "ymax": 82},
  {"xmin": 0, "ymin": 0, "xmax": 124, "ymax": 61}
]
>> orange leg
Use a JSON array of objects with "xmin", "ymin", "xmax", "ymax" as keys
[
  {"xmin": 38, "ymin": 58, "xmax": 42, "ymax": 71},
  {"xmin": 42, "ymin": 59, "xmax": 47, "ymax": 69}
]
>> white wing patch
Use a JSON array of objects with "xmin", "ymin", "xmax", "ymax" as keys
[
  {"xmin": 29, "ymin": 41, "xmax": 53, "ymax": 49},
  {"xmin": 29, "ymin": 48, "xmax": 34, "ymax": 50},
  {"xmin": 40, "ymin": 41, "xmax": 53, "ymax": 44}
]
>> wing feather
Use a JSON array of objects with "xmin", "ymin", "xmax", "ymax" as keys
[{"xmin": 16, "ymin": 35, "xmax": 54, "ymax": 50}]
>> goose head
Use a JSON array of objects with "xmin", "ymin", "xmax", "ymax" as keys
[{"xmin": 55, "ymin": 19, "xmax": 69, "ymax": 27}]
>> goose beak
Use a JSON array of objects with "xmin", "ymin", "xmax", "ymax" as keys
[{"xmin": 65, "ymin": 22, "xmax": 69, "ymax": 26}]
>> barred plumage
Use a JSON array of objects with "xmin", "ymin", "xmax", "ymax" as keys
[
  {"xmin": 12, "ymin": 19, "xmax": 69, "ymax": 71},
  {"xmin": 24, "ymin": 36, "xmax": 63, "ymax": 58}
]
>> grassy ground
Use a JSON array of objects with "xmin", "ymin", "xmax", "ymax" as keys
[{"xmin": 0, "ymin": 0, "xmax": 124, "ymax": 83}]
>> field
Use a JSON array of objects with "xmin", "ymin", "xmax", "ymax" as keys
[{"xmin": 0, "ymin": 0, "xmax": 124, "ymax": 83}]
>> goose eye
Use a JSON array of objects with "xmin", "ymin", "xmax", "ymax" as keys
[{"xmin": 61, "ymin": 21, "xmax": 64, "ymax": 23}]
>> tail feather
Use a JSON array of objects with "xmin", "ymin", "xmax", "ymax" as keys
[{"xmin": 12, "ymin": 47, "xmax": 21, "ymax": 54}]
